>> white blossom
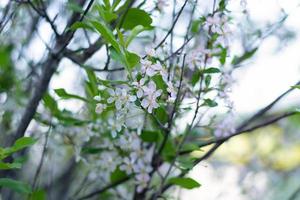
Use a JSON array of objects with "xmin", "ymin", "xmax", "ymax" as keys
[
  {"xmin": 107, "ymin": 88, "xmax": 123, "ymax": 109},
  {"xmin": 132, "ymin": 78, "xmax": 146, "ymax": 98},
  {"xmin": 93, "ymin": 95, "xmax": 101, "ymax": 101},
  {"xmin": 141, "ymin": 81, "xmax": 162, "ymax": 113},
  {"xmin": 95, "ymin": 103, "xmax": 107, "ymax": 114},
  {"xmin": 167, "ymin": 81, "xmax": 177, "ymax": 101},
  {"xmin": 157, "ymin": 0, "xmax": 169, "ymax": 11},
  {"xmin": 141, "ymin": 60, "xmax": 162, "ymax": 77},
  {"xmin": 215, "ymin": 111, "xmax": 235, "ymax": 137},
  {"xmin": 135, "ymin": 172, "xmax": 150, "ymax": 193},
  {"xmin": 205, "ymin": 14, "xmax": 223, "ymax": 34},
  {"xmin": 145, "ymin": 47, "xmax": 156, "ymax": 57},
  {"xmin": 107, "ymin": 88, "xmax": 136, "ymax": 110},
  {"xmin": 108, "ymin": 118, "xmax": 122, "ymax": 137},
  {"xmin": 120, "ymin": 157, "xmax": 135, "ymax": 174}
]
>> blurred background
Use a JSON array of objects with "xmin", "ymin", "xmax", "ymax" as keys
[{"xmin": 1, "ymin": 0, "xmax": 300, "ymax": 199}]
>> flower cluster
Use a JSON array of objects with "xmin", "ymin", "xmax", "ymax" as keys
[
  {"xmin": 156, "ymin": 0, "xmax": 169, "ymax": 11},
  {"xmin": 133, "ymin": 48, "xmax": 178, "ymax": 111},
  {"xmin": 93, "ymin": 86, "xmax": 139, "ymax": 137},
  {"xmin": 214, "ymin": 110, "xmax": 235, "ymax": 138},
  {"xmin": 187, "ymin": 45, "xmax": 220, "ymax": 69},
  {"xmin": 118, "ymin": 132, "xmax": 154, "ymax": 192},
  {"xmin": 85, "ymin": 131, "xmax": 153, "ymax": 193}
]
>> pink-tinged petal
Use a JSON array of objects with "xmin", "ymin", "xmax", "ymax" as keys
[
  {"xmin": 141, "ymin": 99, "xmax": 149, "ymax": 108},
  {"xmin": 137, "ymin": 89, "xmax": 143, "ymax": 98},
  {"xmin": 152, "ymin": 101, "xmax": 159, "ymax": 109},
  {"xmin": 148, "ymin": 81, "xmax": 156, "ymax": 90},
  {"xmin": 140, "ymin": 78, "xmax": 146, "ymax": 85},
  {"xmin": 146, "ymin": 68, "xmax": 156, "ymax": 76},
  {"xmin": 115, "ymin": 100, "xmax": 122, "ymax": 110},
  {"xmin": 147, "ymin": 106, "xmax": 153, "ymax": 113},
  {"xmin": 107, "ymin": 88, "xmax": 115, "ymax": 96},
  {"xmin": 153, "ymin": 63, "xmax": 162, "ymax": 70},
  {"xmin": 155, "ymin": 89, "xmax": 162, "ymax": 97}
]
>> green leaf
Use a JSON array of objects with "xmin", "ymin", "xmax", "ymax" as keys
[
  {"xmin": 0, "ymin": 161, "xmax": 22, "ymax": 170},
  {"xmin": 177, "ymin": 156, "xmax": 197, "ymax": 170},
  {"xmin": 125, "ymin": 51, "xmax": 140, "ymax": 69},
  {"xmin": 219, "ymin": 47, "xmax": 227, "ymax": 65},
  {"xmin": 162, "ymin": 139, "xmax": 176, "ymax": 161},
  {"xmin": 181, "ymin": 143, "xmax": 200, "ymax": 152},
  {"xmin": 96, "ymin": 4, "xmax": 117, "ymax": 23},
  {"xmin": 85, "ymin": 68, "xmax": 98, "ymax": 97},
  {"xmin": 291, "ymin": 85, "xmax": 300, "ymax": 89},
  {"xmin": 11, "ymin": 137, "xmax": 37, "ymax": 152},
  {"xmin": 155, "ymin": 106, "xmax": 168, "ymax": 124},
  {"xmin": 232, "ymin": 48, "xmax": 258, "ymax": 66},
  {"xmin": 67, "ymin": 1, "xmax": 84, "ymax": 14},
  {"xmin": 110, "ymin": 168, "xmax": 127, "ymax": 183},
  {"xmin": 0, "ymin": 45, "xmax": 15, "ymax": 92},
  {"xmin": 90, "ymin": 20, "xmax": 121, "ymax": 52},
  {"xmin": 125, "ymin": 25, "xmax": 145, "ymax": 47},
  {"xmin": 203, "ymin": 99, "xmax": 218, "ymax": 107},
  {"xmin": 167, "ymin": 177, "xmax": 201, "ymax": 189},
  {"xmin": 97, "ymin": 78, "xmax": 128, "ymax": 87},
  {"xmin": 218, "ymin": 0, "xmax": 227, "ymax": 11},
  {"xmin": 140, "ymin": 130, "xmax": 162, "ymax": 143},
  {"xmin": 54, "ymin": 88, "xmax": 88, "ymax": 102},
  {"xmin": 191, "ymin": 17, "xmax": 206, "ymax": 34},
  {"xmin": 110, "ymin": 46, "xmax": 125, "ymax": 64},
  {"xmin": 81, "ymin": 147, "xmax": 103, "ymax": 154},
  {"xmin": 43, "ymin": 93, "xmax": 59, "ymax": 114},
  {"xmin": 202, "ymin": 67, "xmax": 220, "ymax": 74},
  {"xmin": 152, "ymin": 74, "xmax": 167, "ymax": 92},
  {"xmin": 29, "ymin": 189, "xmax": 46, "ymax": 200},
  {"xmin": 70, "ymin": 22, "xmax": 93, "ymax": 31},
  {"xmin": 122, "ymin": 8, "xmax": 152, "ymax": 30},
  {"xmin": 191, "ymin": 70, "xmax": 201, "ymax": 86},
  {"xmin": 117, "ymin": 28, "xmax": 125, "ymax": 47},
  {"xmin": 205, "ymin": 75, "xmax": 211, "ymax": 87},
  {"xmin": 0, "ymin": 178, "xmax": 31, "ymax": 194}
]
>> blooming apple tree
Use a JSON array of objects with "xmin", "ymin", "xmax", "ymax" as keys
[{"xmin": 0, "ymin": 0, "xmax": 299, "ymax": 199}]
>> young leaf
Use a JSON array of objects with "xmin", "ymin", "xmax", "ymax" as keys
[
  {"xmin": 70, "ymin": 22, "xmax": 93, "ymax": 31},
  {"xmin": 11, "ymin": 137, "xmax": 37, "ymax": 152},
  {"xmin": 0, "ymin": 161, "xmax": 22, "ymax": 170},
  {"xmin": 140, "ymin": 130, "xmax": 162, "ymax": 143},
  {"xmin": 203, "ymin": 99, "xmax": 218, "ymax": 107},
  {"xmin": 167, "ymin": 177, "xmax": 201, "ymax": 189},
  {"xmin": 121, "ymin": 8, "xmax": 152, "ymax": 30},
  {"xmin": 54, "ymin": 88, "xmax": 88, "ymax": 102},
  {"xmin": 85, "ymin": 68, "xmax": 98, "ymax": 96},
  {"xmin": 232, "ymin": 47, "xmax": 258, "ymax": 66},
  {"xmin": 205, "ymin": 75, "xmax": 212, "ymax": 87},
  {"xmin": 96, "ymin": 4, "xmax": 117, "ymax": 23},
  {"xmin": 125, "ymin": 25, "xmax": 145, "ymax": 47},
  {"xmin": 110, "ymin": 168, "xmax": 127, "ymax": 184},
  {"xmin": 125, "ymin": 51, "xmax": 140, "ymax": 69},
  {"xmin": 90, "ymin": 21, "xmax": 121, "ymax": 52},
  {"xmin": 29, "ymin": 189, "xmax": 46, "ymax": 200},
  {"xmin": 291, "ymin": 85, "xmax": 300, "ymax": 89},
  {"xmin": 202, "ymin": 67, "xmax": 220, "ymax": 74},
  {"xmin": 0, "ymin": 178, "xmax": 32, "ymax": 194},
  {"xmin": 191, "ymin": 70, "xmax": 201, "ymax": 86}
]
